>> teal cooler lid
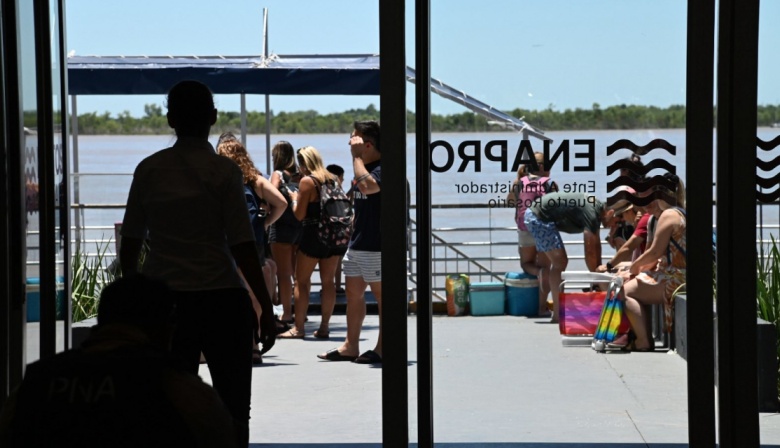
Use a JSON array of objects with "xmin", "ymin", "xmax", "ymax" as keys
[
  {"xmin": 505, "ymin": 271, "xmax": 537, "ymax": 280},
  {"xmin": 470, "ymin": 281, "xmax": 504, "ymax": 290},
  {"xmin": 505, "ymin": 272, "xmax": 538, "ymax": 287}
]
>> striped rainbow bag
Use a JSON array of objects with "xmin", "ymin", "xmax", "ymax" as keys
[{"xmin": 592, "ymin": 276, "xmax": 627, "ymax": 352}]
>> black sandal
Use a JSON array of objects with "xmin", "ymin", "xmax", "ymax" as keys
[
  {"xmin": 252, "ymin": 349, "xmax": 263, "ymax": 365},
  {"xmin": 274, "ymin": 316, "xmax": 291, "ymax": 333}
]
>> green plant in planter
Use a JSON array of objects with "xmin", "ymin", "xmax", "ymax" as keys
[
  {"xmin": 756, "ymin": 235, "xmax": 780, "ymax": 397},
  {"xmin": 757, "ymin": 235, "xmax": 780, "ymax": 325},
  {"xmin": 71, "ymin": 239, "xmax": 116, "ymax": 322}
]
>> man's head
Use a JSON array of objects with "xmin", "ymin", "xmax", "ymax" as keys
[
  {"xmin": 327, "ymin": 164, "xmax": 345, "ymax": 185},
  {"xmin": 166, "ymin": 80, "xmax": 217, "ymax": 138},
  {"xmin": 97, "ymin": 275, "xmax": 176, "ymax": 346},
  {"xmin": 352, "ymin": 120, "xmax": 381, "ymax": 162},
  {"xmin": 599, "ymin": 199, "xmax": 619, "ymax": 229}
]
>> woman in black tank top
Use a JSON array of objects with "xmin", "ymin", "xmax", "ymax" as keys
[{"xmin": 277, "ymin": 146, "xmax": 343, "ymax": 340}]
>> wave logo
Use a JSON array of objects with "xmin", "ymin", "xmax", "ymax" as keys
[
  {"xmin": 604, "ymin": 138, "xmax": 678, "ymax": 207},
  {"xmin": 757, "ymin": 136, "xmax": 780, "ymax": 203}
]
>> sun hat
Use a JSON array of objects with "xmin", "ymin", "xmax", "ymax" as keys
[{"xmin": 609, "ymin": 199, "xmax": 634, "ymax": 216}]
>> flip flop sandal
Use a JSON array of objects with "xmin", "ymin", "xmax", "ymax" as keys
[
  {"xmin": 353, "ymin": 350, "xmax": 382, "ymax": 364},
  {"xmin": 313, "ymin": 329, "xmax": 330, "ymax": 340},
  {"xmin": 274, "ymin": 317, "xmax": 291, "ymax": 333},
  {"xmin": 277, "ymin": 329, "xmax": 304, "ymax": 339},
  {"xmin": 317, "ymin": 348, "xmax": 357, "ymax": 362}
]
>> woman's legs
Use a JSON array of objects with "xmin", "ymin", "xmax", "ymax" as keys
[
  {"xmin": 536, "ymin": 251, "xmax": 551, "ymax": 314},
  {"xmin": 271, "ymin": 242, "xmax": 296, "ymax": 322},
  {"xmin": 622, "ymin": 278, "xmax": 666, "ymax": 349},
  {"xmin": 340, "ymin": 274, "xmax": 367, "ymax": 357},
  {"xmin": 290, "ymin": 253, "xmax": 319, "ymax": 335},
  {"xmin": 262, "ymin": 258, "xmax": 278, "ymax": 305},
  {"xmin": 334, "ymin": 255, "xmax": 344, "ymax": 292},
  {"xmin": 316, "ymin": 256, "xmax": 339, "ymax": 333},
  {"xmin": 544, "ymin": 248, "xmax": 568, "ymax": 323},
  {"xmin": 520, "ymin": 245, "xmax": 541, "ymax": 276}
]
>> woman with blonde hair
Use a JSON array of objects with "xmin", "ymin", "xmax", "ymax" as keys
[
  {"xmin": 279, "ymin": 146, "xmax": 346, "ymax": 339},
  {"xmin": 216, "ymin": 132, "xmax": 287, "ymax": 362},
  {"xmin": 269, "ymin": 141, "xmax": 303, "ymax": 326}
]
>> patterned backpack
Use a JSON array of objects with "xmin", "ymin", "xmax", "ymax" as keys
[{"xmin": 313, "ymin": 177, "xmax": 353, "ymax": 250}]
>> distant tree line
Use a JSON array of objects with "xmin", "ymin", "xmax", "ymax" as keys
[{"xmin": 35, "ymin": 102, "xmax": 780, "ymax": 134}]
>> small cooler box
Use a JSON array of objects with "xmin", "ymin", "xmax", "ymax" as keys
[
  {"xmin": 504, "ymin": 272, "xmax": 538, "ymax": 316},
  {"xmin": 469, "ymin": 282, "xmax": 505, "ymax": 316},
  {"xmin": 26, "ymin": 276, "xmax": 66, "ymax": 322}
]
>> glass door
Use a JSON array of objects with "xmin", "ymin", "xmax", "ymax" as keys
[{"xmin": 419, "ymin": 1, "xmax": 692, "ymax": 444}]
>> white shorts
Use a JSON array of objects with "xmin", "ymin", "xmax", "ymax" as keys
[
  {"xmin": 517, "ymin": 229, "xmax": 536, "ymax": 248},
  {"xmin": 342, "ymin": 249, "xmax": 381, "ymax": 283}
]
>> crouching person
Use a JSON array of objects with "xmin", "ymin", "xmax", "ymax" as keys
[{"xmin": 0, "ymin": 275, "xmax": 238, "ymax": 447}]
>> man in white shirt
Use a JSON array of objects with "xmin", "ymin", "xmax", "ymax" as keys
[{"xmin": 120, "ymin": 80, "xmax": 275, "ymax": 447}]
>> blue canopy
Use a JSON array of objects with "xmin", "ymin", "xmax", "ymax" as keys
[
  {"xmin": 67, "ymin": 54, "xmax": 380, "ymax": 96},
  {"xmin": 67, "ymin": 53, "xmax": 547, "ymax": 140}
]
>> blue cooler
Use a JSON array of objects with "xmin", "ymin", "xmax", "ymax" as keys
[
  {"xmin": 26, "ymin": 277, "xmax": 66, "ymax": 322},
  {"xmin": 504, "ymin": 272, "xmax": 539, "ymax": 316},
  {"xmin": 469, "ymin": 282, "xmax": 505, "ymax": 316}
]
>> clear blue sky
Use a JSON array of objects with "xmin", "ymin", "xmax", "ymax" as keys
[{"xmin": 65, "ymin": 0, "xmax": 780, "ymax": 117}]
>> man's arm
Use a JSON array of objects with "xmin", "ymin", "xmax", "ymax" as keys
[
  {"xmin": 352, "ymin": 156, "xmax": 380, "ymax": 195},
  {"xmin": 119, "ymin": 236, "xmax": 144, "ymax": 276},
  {"xmin": 230, "ymin": 241, "xmax": 276, "ymax": 352},
  {"xmin": 596, "ymin": 234, "xmax": 646, "ymax": 272},
  {"xmin": 611, "ymin": 234, "xmax": 644, "ymax": 264},
  {"xmin": 349, "ymin": 136, "xmax": 380, "ymax": 195},
  {"xmin": 583, "ymin": 229, "xmax": 602, "ymax": 272}
]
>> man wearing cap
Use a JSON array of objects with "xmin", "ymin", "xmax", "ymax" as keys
[
  {"xmin": 524, "ymin": 192, "xmax": 619, "ymax": 322},
  {"xmin": 605, "ymin": 199, "xmax": 638, "ymax": 250},
  {"xmin": 597, "ymin": 201, "xmax": 649, "ymax": 273}
]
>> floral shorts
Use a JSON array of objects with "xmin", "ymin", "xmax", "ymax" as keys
[{"xmin": 524, "ymin": 208, "xmax": 564, "ymax": 253}]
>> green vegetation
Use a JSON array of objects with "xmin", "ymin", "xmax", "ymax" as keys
[
  {"xmin": 757, "ymin": 236, "xmax": 780, "ymax": 398},
  {"xmin": 60, "ymin": 103, "xmax": 780, "ymax": 134},
  {"xmin": 70, "ymin": 239, "xmax": 116, "ymax": 322}
]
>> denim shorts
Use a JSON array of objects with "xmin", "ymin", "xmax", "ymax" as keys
[{"xmin": 524, "ymin": 208, "xmax": 564, "ymax": 253}]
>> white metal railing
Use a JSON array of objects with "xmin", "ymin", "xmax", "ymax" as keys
[{"xmin": 59, "ymin": 200, "xmax": 780, "ymax": 305}]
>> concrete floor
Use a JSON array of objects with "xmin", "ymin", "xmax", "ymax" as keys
[{"xmin": 25, "ymin": 314, "xmax": 780, "ymax": 447}]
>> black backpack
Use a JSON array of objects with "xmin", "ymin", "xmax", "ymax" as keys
[
  {"xmin": 312, "ymin": 177, "xmax": 353, "ymax": 250},
  {"xmin": 244, "ymin": 183, "xmax": 266, "ymax": 244},
  {"xmin": 275, "ymin": 170, "xmax": 302, "ymax": 228}
]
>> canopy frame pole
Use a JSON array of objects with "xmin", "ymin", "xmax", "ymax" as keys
[
  {"xmin": 263, "ymin": 8, "xmax": 271, "ymax": 175},
  {"xmin": 69, "ymin": 94, "xmax": 82, "ymax": 253},
  {"xmin": 240, "ymin": 93, "xmax": 247, "ymax": 146}
]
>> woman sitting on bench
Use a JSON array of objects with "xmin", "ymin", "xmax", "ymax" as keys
[{"xmin": 616, "ymin": 174, "xmax": 686, "ymax": 352}]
